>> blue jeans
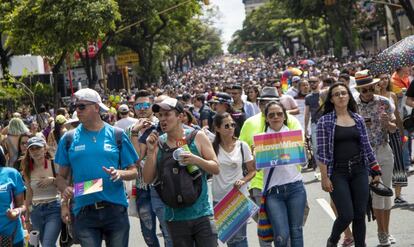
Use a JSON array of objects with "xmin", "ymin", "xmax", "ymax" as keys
[
  {"xmin": 213, "ymin": 201, "xmax": 248, "ymax": 247},
  {"xmin": 265, "ymin": 181, "xmax": 307, "ymax": 247},
  {"xmin": 150, "ymin": 187, "xmax": 173, "ymax": 247},
  {"xmin": 30, "ymin": 200, "xmax": 61, "ymax": 247},
  {"xmin": 136, "ymin": 188, "xmax": 160, "ymax": 247},
  {"xmin": 73, "ymin": 203, "xmax": 129, "ymax": 247}
]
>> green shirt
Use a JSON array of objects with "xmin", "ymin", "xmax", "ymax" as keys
[{"xmin": 239, "ymin": 112, "xmax": 303, "ymax": 190}]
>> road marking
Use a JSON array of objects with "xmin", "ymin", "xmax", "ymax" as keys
[{"xmin": 316, "ymin": 198, "xmax": 336, "ymax": 221}]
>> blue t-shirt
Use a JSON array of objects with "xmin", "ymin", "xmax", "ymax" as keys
[
  {"xmin": 55, "ymin": 123, "xmax": 139, "ymax": 215},
  {"xmin": 0, "ymin": 167, "xmax": 26, "ymax": 244}
]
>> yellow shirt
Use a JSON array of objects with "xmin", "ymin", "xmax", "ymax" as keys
[{"xmin": 239, "ymin": 112, "xmax": 303, "ymax": 190}]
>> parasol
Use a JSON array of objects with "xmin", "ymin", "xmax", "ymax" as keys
[
  {"xmin": 369, "ymin": 35, "xmax": 414, "ymax": 76},
  {"xmin": 299, "ymin": 59, "xmax": 315, "ymax": 65}
]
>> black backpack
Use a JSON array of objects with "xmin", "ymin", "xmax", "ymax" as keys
[{"xmin": 154, "ymin": 130, "xmax": 203, "ymax": 208}]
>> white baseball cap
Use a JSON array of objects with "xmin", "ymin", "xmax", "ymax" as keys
[
  {"xmin": 74, "ymin": 88, "xmax": 109, "ymax": 112},
  {"xmin": 118, "ymin": 104, "xmax": 130, "ymax": 113}
]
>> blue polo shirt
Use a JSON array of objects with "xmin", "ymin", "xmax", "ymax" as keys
[
  {"xmin": 55, "ymin": 123, "xmax": 139, "ymax": 215},
  {"xmin": 0, "ymin": 167, "xmax": 26, "ymax": 244}
]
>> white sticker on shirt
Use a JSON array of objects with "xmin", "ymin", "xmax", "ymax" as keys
[
  {"xmin": 0, "ymin": 184, "xmax": 8, "ymax": 192},
  {"xmin": 104, "ymin": 144, "xmax": 112, "ymax": 151},
  {"xmin": 74, "ymin": 145, "xmax": 86, "ymax": 152}
]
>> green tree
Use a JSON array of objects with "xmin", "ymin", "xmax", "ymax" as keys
[{"xmin": 5, "ymin": 0, "xmax": 120, "ymax": 106}]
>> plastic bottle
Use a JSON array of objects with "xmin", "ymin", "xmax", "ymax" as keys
[{"xmin": 181, "ymin": 144, "xmax": 201, "ymax": 175}]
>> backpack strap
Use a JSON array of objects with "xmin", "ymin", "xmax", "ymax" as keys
[
  {"xmin": 185, "ymin": 129, "xmax": 199, "ymax": 147},
  {"xmin": 64, "ymin": 130, "xmax": 75, "ymax": 185},
  {"xmin": 113, "ymin": 127, "xmax": 124, "ymax": 169},
  {"xmin": 51, "ymin": 159, "xmax": 56, "ymax": 178}
]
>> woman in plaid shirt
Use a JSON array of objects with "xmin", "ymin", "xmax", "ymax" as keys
[{"xmin": 316, "ymin": 83, "xmax": 381, "ymax": 247}]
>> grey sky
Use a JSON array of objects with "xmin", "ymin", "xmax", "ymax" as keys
[{"xmin": 209, "ymin": 0, "xmax": 245, "ymax": 52}]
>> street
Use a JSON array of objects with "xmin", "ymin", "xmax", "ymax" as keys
[{"xmin": 126, "ymin": 170, "xmax": 414, "ymax": 247}]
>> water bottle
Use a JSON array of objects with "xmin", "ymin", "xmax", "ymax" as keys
[{"xmin": 181, "ymin": 144, "xmax": 201, "ymax": 175}]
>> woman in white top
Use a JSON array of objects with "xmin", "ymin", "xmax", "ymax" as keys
[
  {"xmin": 262, "ymin": 101, "xmax": 307, "ymax": 247},
  {"xmin": 22, "ymin": 136, "xmax": 61, "ymax": 247},
  {"xmin": 211, "ymin": 112, "xmax": 256, "ymax": 247}
]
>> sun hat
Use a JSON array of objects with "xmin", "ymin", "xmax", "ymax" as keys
[
  {"xmin": 354, "ymin": 69, "xmax": 380, "ymax": 88},
  {"xmin": 55, "ymin": 115, "xmax": 67, "ymax": 125},
  {"xmin": 118, "ymin": 104, "xmax": 130, "ymax": 113},
  {"xmin": 258, "ymin": 87, "xmax": 280, "ymax": 101},
  {"xmin": 74, "ymin": 88, "xmax": 109, "ymax": 112}
]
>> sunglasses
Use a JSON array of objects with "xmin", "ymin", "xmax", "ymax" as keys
[
  {"xmin": 308, "ymin": 80, "xmax": 319, "ymax": 84},
  {"xmin": 74, "ymin": 102, "xmax": 95, "ymax": 110},
  {"xmin": 267, "ymin": 112, "xmax": 284, "ymax": 119},
  {"xmin": 224, "ymin": 122, "xmax": 236, "ymax": 129},
  {"xmin": 332, "ymin": 91, "xmax": 348, "ymax": 97},
  {"xmin": 134, "ymin": 102, "xmax": 152, "ymax": 110},
  {"xmin": 361, "ymin": 87, "xmax": 375, "ymax": 94}
]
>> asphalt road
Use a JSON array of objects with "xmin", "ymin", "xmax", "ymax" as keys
[{"xmin": 124, "ymin": 169, "xmax": 414, "ymax": 247}]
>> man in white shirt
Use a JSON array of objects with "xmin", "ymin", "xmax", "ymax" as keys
[{"xmin": 114, "ymin": 104, "xmax": 137, "ymax": 130}]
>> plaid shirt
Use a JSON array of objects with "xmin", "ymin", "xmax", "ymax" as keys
[{"xmin": 316, "ymin": 111, "xmax": 377, "ymax": 177}]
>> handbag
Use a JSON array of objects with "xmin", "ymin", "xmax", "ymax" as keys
[
  {"xmin": 240, "ymin": 142, "xmax": 248, "ymax": 177},
  {"xmin": 257, "ymin": 167, "xmax": 275, "ymax": 242},
  {"xmin": 403, "ymin": 110, "xmax": 414, "ymax": 133},
  {"xmin": 370, "ymin": 181, "xmax": 393, "ymax": 197}
]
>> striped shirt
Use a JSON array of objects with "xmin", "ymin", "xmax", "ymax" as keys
[{"xmin": 316, "ymin": 111, "xmax": 377, "ymax": 177}]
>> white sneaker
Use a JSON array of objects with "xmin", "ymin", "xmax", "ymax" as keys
[
  {"xmin": 388, "ymin": 234, "xmax": 396, "ymax": 244},
  {"xmin": 378, "ymin": 232, "xmax": 391, "ymax": 246},
  {"xmin": 314, "ymin": 172, "xmax": 321, "ymax": 181}
]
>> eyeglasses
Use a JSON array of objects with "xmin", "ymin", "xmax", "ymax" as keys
[
  {"xmin": 379, "ymin": 77, "xmax": 388, "ymax": 80},
  {"xmin": 332, "ymin": 91, "xmax": 348, "ymax": 97},
  {"xmin": 361, "ymin": 87, "xmax": 375, "ymax": 94},
  {"xmin": 224, "ymin": 122, "xmax": 236, "ymax": 129},
  {"xmin": 74, "ymin": 103, "xmax": 95, "ymax": 110},
  {"xmin": 134, "ymin": 102, "xmax": 152, "ymax": 111},
  {"xmin": 267, "ymin": 112, "xmax": 284, "ymax": 119},
  {"xmin": 308, "ymin": 80, "xmax": 319, "ymax": 84}
]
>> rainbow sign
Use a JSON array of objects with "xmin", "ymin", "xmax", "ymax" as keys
[
  {"xmin": 214, "ymin": 188, "xmax": 259, "ymax": 243},
  {"xmin": 253, "ymin": 130, "xmax": 306, "ymax": 169},
  {"xmin": 74, "ymin": 178, "xmax": 103, "ymax": 197}
]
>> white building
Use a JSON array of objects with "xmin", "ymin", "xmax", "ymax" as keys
[{"xmin": 242, "ymin": 0, "xmax": 268, "ymax": 16}]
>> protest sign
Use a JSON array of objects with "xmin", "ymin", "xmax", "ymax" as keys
[
  {"xmin": 253, "ymin": 130, "xmax": 306, "ymax": 169},
  {"xmin": 214, "ymin": 187, "xmax": 259, "ymax": 243}
]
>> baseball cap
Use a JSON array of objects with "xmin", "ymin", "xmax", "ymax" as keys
[
  {"xmin": 292, "ymin": 76, "xmax": 301, "ymax": 83},
  {"xmin": 27, "ymin": 136, "xmax": 46, "ymax": 149},
  {"xmin": 152, "ymin": 98, "xmax": 184, "ymax": 113},
  {"xmin": 118, "ymin": 104, "xmax": 130, "ymax": 113},
  {"xmin": 215, "ymin": 92, "xmax": 233, "ymax": 105},
  {"xmin": 74, "ymin": 88, "xmax": 109, "ymax": 112}
]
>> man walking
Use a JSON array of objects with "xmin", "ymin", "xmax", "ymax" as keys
[
  {"xmin": 143, "ymin": 97, "xmax": 220, "ymax": 247},
  {"xmin": 55, "ymin": 88, "xmax": 138, "ymax": 247}
]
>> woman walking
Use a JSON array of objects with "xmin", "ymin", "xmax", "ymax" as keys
[
  {"xmin": 261, "ymin": 101, "xmax": 307, "ymax": 247},
  {"xmin": 22, "ymin": 136, "xmax": 61, "ymax": 247},
  {"xmin": 316, "ymin": 83, "xmax": 382, "ymax": 247}
]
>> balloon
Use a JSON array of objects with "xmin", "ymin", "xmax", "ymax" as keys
[{"xmin": 109, "ymin": 95, "xmax": 115, "ymax": 102}]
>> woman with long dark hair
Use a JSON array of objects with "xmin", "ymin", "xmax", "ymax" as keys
[
  {"xmin": 317, "ymin": 83, "xmax": 381, "ymax": 247},
  {"xmin": 22, "ymin": 136, "xmax": 61, "ymax": 247},
  {"xmin": 211, "ymin": 112, "xmax": 256, "ymax": 247},
  {"xmin": 246, "ymin": 85, "xmax": 261, "ymax": 115},
  {"xmin": 260, "ymin": 101, "xmax": 307, "ymax": 247},
  {"xmin": 47, "ymin": 115, "xmax": 68, "ymax": 158}
]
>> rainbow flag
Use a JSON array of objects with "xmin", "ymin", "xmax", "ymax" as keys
[
  {"xmin": 214, "ymin": 188, "xmax": 259, "ymax": 243},
  {"xmin": 74, "ymin": 178, "xmax": 103, "ymax": 197},
  {"xmin": 253, "ymin": 130, "xmax": 306, "ymax": 169}
]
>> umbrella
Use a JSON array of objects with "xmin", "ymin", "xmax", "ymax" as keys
[
  {"xmin": 299, "ymin": 59, "xmax": 315, "ymax": 65},
  {"xmin": 282, "ymin": 67, "xmax": 303, "ymax": 77},
  {"xmin": 369, "ymin": 35, "xmax": 414, "ymax": 76}
]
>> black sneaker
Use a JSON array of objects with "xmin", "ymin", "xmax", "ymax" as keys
[{"xmin": 394, "ymin": 196, "xmax": 407, "ymax": 204}]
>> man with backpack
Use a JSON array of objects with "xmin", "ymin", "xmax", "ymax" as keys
[
  {"xmin": 143, "ymin": 97, "xmax": 220, "ymax": 247},
  {"xmin": 55, "ymin": 88, "xmax": 138, "ymax": 247}
]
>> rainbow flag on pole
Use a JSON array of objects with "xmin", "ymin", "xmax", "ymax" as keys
[{"xmin": 253, "ymin": 130, "xmax": 306, "ymax": 169}]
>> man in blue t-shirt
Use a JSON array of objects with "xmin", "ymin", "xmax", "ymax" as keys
[
  {"xmin": 55, "ymin": 88, "xmax": 138, "ymax": 247},
  {"xmin": 143, "ymin": 97, "xmax": 220, "ymax": 246}
]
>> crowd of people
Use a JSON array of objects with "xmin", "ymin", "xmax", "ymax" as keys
[{"xmin": 0, "ymin": 54, "xmax": 413, "ymax": 247}]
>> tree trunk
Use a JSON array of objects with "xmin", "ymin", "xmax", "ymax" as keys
[
  {"xmin": 0, "ymin": 32, "xmax": 12, "ymax": 83},
  {"xmin": 52, "ymin": 50, "xmax": 68, "ymax": 109},
  {"xmin": 398, "ymin": 0, "xmax": 414, "ymax": 26},
  {"xmin": 389, "ymin": 0, "xmax": 402, "ymax": 41}
]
